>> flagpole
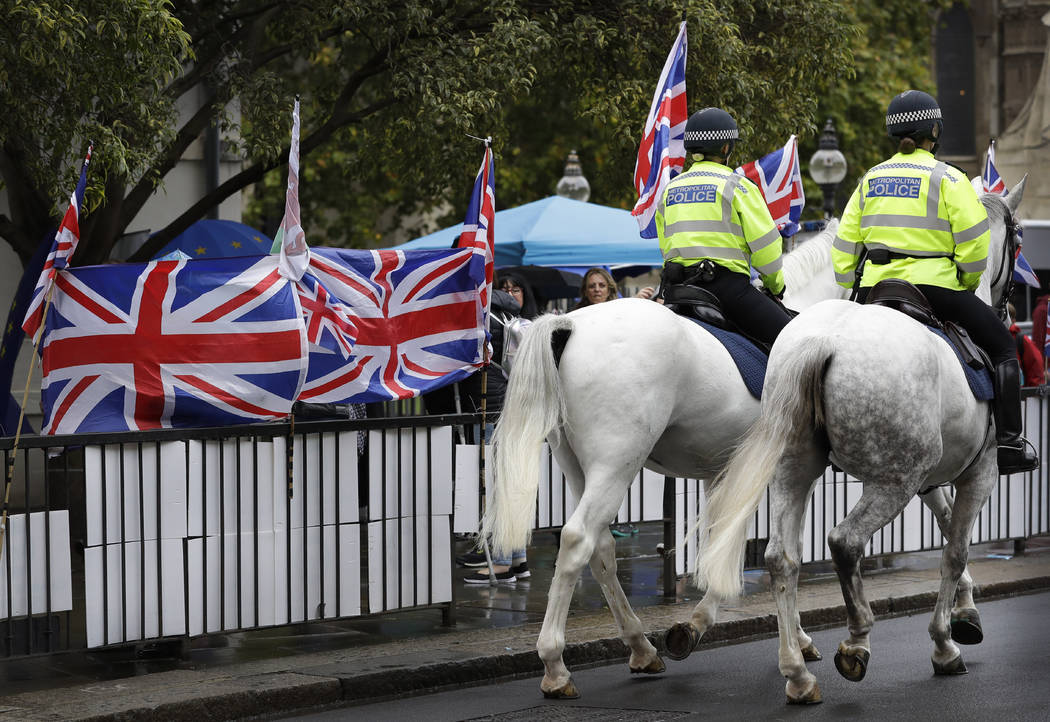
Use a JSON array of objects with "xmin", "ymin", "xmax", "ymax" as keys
[{"xmin": 1, "ymin": 285, "xmax": 55, "ymax": 562}]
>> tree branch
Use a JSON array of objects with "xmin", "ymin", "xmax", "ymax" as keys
[
  {"xmin": 130, "ymin": 93, "xmax": 397, "ymax": 263},
  {"xmin": 119, "ymin": 93, "xmax": 219, "ymax": 230}
]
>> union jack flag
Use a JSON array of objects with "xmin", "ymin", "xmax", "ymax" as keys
[
  {"xmin": 982, "ymin": 139, "xmax": 1007, "ymax": 196},
  {"xmin": 296, "ymin": 274, "xmax": 358, "ymax": 358},
  {"xmin": 631, "ymin": 21, "xmax": 687, "ymax": 239},
  {"xmin": 39, "ymin": 256, "xmax": 306, "ymax": 434},
  {"xmin": 1013, "ymin": 247, "xmax": 1041, "ymax": 289},
  {"xmin": 22, "ymin": 144, "xmax": 92, "ymax": 340},
  {"xmin": 456, "ymin": 143, "xmax": 496, "ymax": 318},
  {"xmin": 737, "ymin": 135, "xmax": 805, "ymax": 237},
  {"xmin": 297, "ymin": 247, "xmax": 484, "ymax": 404}
]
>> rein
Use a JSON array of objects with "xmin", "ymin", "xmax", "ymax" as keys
[{"xmin": 986, "ymin": 195, "xmax": 1020, "ymax": 322}]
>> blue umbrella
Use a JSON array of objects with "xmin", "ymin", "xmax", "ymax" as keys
[
  {"xmin": 151, "ymin": 219, "xmax": 273, "ymax": 260},
  {"xmin": 396, "ymin": 196, "xmax": 662, "ymax": 269}
]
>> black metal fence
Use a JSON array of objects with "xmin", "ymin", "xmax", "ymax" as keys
[{"xmin": 2, "ymin": 389, "xmax": 1048, "ymax": 661}]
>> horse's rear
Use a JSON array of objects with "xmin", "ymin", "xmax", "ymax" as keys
[
  {"xmin": 483, "ymin": 297, "xmax": 756, "ymax": 698},
  {"xmin": 700, "ymin": 298, "xmax": 998, "ymax": 703}
]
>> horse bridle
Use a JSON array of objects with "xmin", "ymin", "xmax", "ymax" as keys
[{"xmin": 986, "ymin": 195, "xmax": 1021, "ymax": 322}]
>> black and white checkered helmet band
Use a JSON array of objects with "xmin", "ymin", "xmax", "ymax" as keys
[
  {"xmin": 886, "ymin": 108, "xmax": 941, "ymax": 125},
  {"xmin": 684, "ymin": 129, "xmax": 738, "ymax": 142}
]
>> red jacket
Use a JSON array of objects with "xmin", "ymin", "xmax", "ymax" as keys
[
  {"xmin": 1010, "ymin": 323, "xmax": 1044, "ymax": 386},
  {"xmin": 1033, "ymin": 295, "xmax": 1048, "ymax": 361}
]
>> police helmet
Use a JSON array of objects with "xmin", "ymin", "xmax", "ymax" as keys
[
  {"xmin": 683, "ymin": 107, "xmax": 739, "ymax": 156},
  {"xmin": 885, "ymin": 90, "xmax": 943, "ymax": 142}
]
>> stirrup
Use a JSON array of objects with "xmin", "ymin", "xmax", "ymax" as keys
[{"xmin": 996, "ymin": 437, "xmax": 1040, "ymax": 474}]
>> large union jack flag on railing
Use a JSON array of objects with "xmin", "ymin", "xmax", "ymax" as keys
[
  {"xmin": 736, "ymin": 135, "xmax": 805, "ymax": 237},
  {"xmin": 297, "ymin": 247, "xmax": 484, "ymax": 404},
  {"xmin": 39, "ymin": 256, "xmax": 306, "ymax": 434},
  {"xmin": 631, "ymin": 21, "xmax": 687, "ymax": 240}
]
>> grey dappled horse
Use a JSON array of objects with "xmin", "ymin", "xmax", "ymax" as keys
[
  {"xmin": 479, "ymin": 226, "xmax": 853, "ymax": 699},
  {"xmin": 698, "ymin": 178, "xmax": 1028, "ymax": 704}
]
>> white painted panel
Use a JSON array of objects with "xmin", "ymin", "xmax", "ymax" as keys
[
  {"xmin": 453, "ymin": 443, "xmax": 481, "ymax": 534},
  {"xmin": 0, "ymin": 511, "xmax": 72, "ymax": 619},
  {"xmin": 336, "ymin": 432, "xmax": 361, "ymax": 525},
  {"xmin": 85, "ymin": 538, "xmax": 184, "ymax": 647}
]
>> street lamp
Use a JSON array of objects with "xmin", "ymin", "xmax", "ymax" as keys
[
  {"xmin": 808, "ymin": 118, "xmax": 848, "ymax": 218},
  {"xmin": 555, "ymin": 149, "xmax": 591, "ymax": 202}
]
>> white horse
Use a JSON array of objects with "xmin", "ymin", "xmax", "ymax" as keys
[
  {"xmin": 698, "ymin": 178, "xmax": 1027, "ymax": 705},
  {"xmin": 479, "ymin": 225, "xmax": 851, "ymax": 699}
]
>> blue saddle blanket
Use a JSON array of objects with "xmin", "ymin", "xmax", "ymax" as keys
[
  {"xmin": 928, "ymin": 327, "xmax": 994, "ymax": 401},
  {"xmin": 688, "ymin": 319, "xmax": 767, "ymax": 399},
  {"xmin": 686, "ymin": 317, "xmax": 994, "ymax": 401}
]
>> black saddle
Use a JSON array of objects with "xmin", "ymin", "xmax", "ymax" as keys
[
  {"xmin": 865, "ymin": 279, "xmax": 989, "ymax": 371},
  {"xmin": 663, "ymin": 283, "xmax": 773, "ymax": 355}
]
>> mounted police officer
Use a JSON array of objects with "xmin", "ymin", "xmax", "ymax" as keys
[
  {"xmin": 832, "ymin": 89, "xmax": 1038, "ymax": 474},
  {"xmin": 655, "ymin": 107, "xmax": 792, "ymax": 347}
]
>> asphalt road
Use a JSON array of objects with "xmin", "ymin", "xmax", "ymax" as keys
[{"xmin": 291, "ymin": 591, "xmax": 1050, "ymax": 721}]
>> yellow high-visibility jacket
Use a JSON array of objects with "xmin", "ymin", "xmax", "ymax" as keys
[
  {"xmin": 833, "ymin": 149, "xmax": 989, "ymax": 292},
  {"xmin": 656, "ymin": 160, "xmax": 784, "ymax": 295}
]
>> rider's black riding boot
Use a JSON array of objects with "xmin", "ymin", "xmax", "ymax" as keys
[{"xmin": 993, "ymin": 359, "xmax": 1040, "ymax": 474}]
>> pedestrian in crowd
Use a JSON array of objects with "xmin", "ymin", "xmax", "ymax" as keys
[
  {"xmin": 832, "ymin": 89, "xmax": 1038, "ymax": 474},
  {"xmin": 655, "ymin": 106, "xmax": 791, "ymax": 347},
  {"xmin": 437, "ymin": 272, "xmax": 535, "ymax": 583},
  {"xmin": 1032, "ymin": 293, "xmax": 1048, "ymax": 358},
  {"xmin": 573, "ymin": 267, "xmax": 656, "ymax": 310},
  {"xmin": 1008, "ymin": 303, "xmax": 1045, "ymax": 386}
]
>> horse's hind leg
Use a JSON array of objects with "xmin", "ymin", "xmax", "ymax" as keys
[
  {"xmin": 588, "ymin": 525, "xmax": 664, "ymax": 675},
  {"xmin": 826, "ymin": 477, "xmax": 918, "ymax": 685},
  {"xmin": 921, "ymin": 487, "xmax": 982, "ymax": 644},
  {"xmin": 765, "ymin": 446, "xmax": 826, "ymax": 704},
  {"xmin": 536, "ymin": 451, "xmax": 643, "ymax": 699},
  {"xmin": 929, "ymin": 449, "xmax": 999, "ymax": 676}
]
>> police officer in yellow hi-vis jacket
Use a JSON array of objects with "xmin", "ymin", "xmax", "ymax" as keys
[
  {"xmin": 656, "ymin": 107, "xmax": 792, "ymax": 347},
  {"xmin": 832, "ymin": 89, "xmax": 1038, "ymax": 474}
]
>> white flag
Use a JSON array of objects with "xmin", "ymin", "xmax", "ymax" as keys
[{"xmin": 275, "ymin": 97, "xmax": 310, "ymax": 280}]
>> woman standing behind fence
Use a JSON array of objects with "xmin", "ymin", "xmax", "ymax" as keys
[{"xmin": 426, "ymin": 273, "xmax": 536, "ymax": 582}]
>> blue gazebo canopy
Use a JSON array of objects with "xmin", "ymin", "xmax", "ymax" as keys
[{"xmin": 396, "ymin": 196, "xmax": 662, "ymax": 269}]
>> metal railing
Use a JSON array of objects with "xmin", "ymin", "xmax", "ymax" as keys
[
  {"xmin": 1, "ymin": 413, "xmax": 473, "ymax": 658},
  {"xmin": 2, "ymin": 389, "xmax": 1048, "ymax": 661}
]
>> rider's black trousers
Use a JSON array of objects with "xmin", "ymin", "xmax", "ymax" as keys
[
  {"xmin": 694, "ymin": 264, "xmax": 792, "ymax": 348},
  {"xmin": 857, "ymin": 284, "xmax": 1014, "ymax": 365}
]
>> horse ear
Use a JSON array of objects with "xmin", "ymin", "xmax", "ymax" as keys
[
  {"xmin": 1003, "ymin": 175, "xmax": 1029, "ymax": 214},
  {"xmin": 1005, "ymin": 174, "xmax": 1027, "ymax": 215}
]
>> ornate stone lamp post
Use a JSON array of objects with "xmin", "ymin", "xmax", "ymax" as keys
[{"xmin": 808, "ymin": 118, "xmax": 848, "ymax": 218}]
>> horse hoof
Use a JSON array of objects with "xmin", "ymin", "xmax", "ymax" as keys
[
  {"xmin": 786, "ymin": 681, "xmax": 823, "ymax": 705},
  {"xmin": 801, "ymin": 643, "xmax": 823, "ymax": 662},
  {"xmin": 933, "ymin": 655, "xmax": 968, "ymax": 676},
  {"xmin": 833, "ymin": 645, "xmax": 870, "ymax": 682},
  {"xmin": 630, "ymin": 656, "xmax": 666, "ymax": 675},
  {"xmin": 542, "ymin": 679, "xmax": 581, "ymax": 699},
  {"xmin": 664, "ymin": 622, "xmax": 703, "ymax": 661},
  {"xmin": 950, "ymin": 609, "xmax": 984, "ymax": 645}
]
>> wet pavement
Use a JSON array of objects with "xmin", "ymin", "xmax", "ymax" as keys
[{"xmin": 0, "ymin": 524, "xmax": 1047, "ymax": 720}]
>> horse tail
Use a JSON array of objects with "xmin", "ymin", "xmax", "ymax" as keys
[
  {"xmin": 481, "ymin": 313, "xmax": 573, "ymax": 558},
  {"xmin": 698, "ymin": 335, "xmax": 833, "ymax": 599}
]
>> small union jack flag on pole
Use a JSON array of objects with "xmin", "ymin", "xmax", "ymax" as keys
[
  {"xmin": 631, "ymin": 21, "xmax": 687, "ymax": 240},
  {"xmin": 22, "ymin": 144, "xmax": 92, "ymax": 340},
  {"xmin": 736, "ymin": 135, "xmax": 805, "ymax": 237},
  {"xmin": 275, "ymin": 97, "xmax": 310, "ymax": 281},
  {"xmin": 982, "ymin": 139, "xmax": 1007, "ymax": 196},
  {"xmin": 455, "ymin": 140, "xmax": 496, "ymax": 324}
]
